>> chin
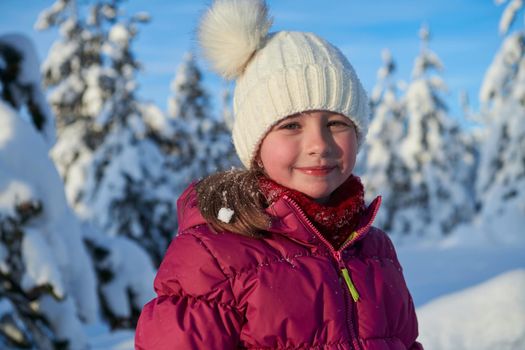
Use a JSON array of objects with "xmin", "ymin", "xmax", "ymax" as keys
[{"xmin": 301, "ymin": 188, "xmax": 332, "ymax": 201}]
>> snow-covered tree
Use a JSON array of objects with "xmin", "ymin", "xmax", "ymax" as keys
[
  {"xmin": 0, "ymin": 34, "xmax": 55, "ymax": 145},
  {"xmin": 396, "ymin": 25, "xmax": 475, "ymax": 238},
  {"xmin": 362, "ymin": 49, "xmax": 413, "ymax": 233},
  {"xmin": 221, "ymin": 83, "xmax": 234, "ymax": 131},
  {"xmin": 36, "ymin": 0, "xmax": 105, "ymax": 132},
  {"xmin": 0, "ymin": 101, "xmax": 95, "ymax": 350},
  {"xmin": 168, "ymin": 52, "xmax": 238, "ymax": 178},
  {"xmin": 168, "ymin": 52, "xmax": 210, "ymax": 123},
  {"xmin": 0, "ymin": 35, "xmax": 97, "ymax": 348},
  {"xmin": 37, "ymin": 1, "xmax": 169, "ymax": 328},
  {"xmin": 38, "ymin": 0, "xmax": 182, "ymax": 268},
  {"xmin": 475, "ymin": 0, "xmax": 525, "ymax": 239},
  {"xmin": 0, "ymin": 32, "xmax": 155, "ymax": 347}
]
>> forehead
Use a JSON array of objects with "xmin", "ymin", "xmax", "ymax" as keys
[{"xmin": 280, "ymin": 110, "xmax": 345, "ymax": 121}]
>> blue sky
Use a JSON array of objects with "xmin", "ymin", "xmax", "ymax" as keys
[{"xmin": 0, "ymin": 0, "xmax": 514, "ymax": 124}]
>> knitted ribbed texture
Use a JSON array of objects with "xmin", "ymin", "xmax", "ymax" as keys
[{"xmin": 232, "ymin": 31, "xmax": 370, "ymax": 168}]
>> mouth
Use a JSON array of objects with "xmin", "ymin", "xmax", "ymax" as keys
[{"xmin": 295, "ymin": 165, "xmax": 337, "ymax": 176}]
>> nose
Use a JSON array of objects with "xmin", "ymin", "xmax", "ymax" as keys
[{"xmin": 305, "ymin": 126, "xmax": 332, "ymax": 157}]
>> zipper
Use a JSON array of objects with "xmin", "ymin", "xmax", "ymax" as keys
[
  {"xmin": 282, "ymin": 195, "xmax": 371, "ymax": 350},
  {"xmin": 336, "ymin": 231, "xmax": 360, "ymax": 302},
  {"xmin": 283, "ymin": 195, "xmax": 377, "ymax": 299},
  {"xmin": 341, "ymin": 264, "xmax": 360, "ymax": 302}
]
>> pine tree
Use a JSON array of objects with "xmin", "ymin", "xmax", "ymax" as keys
[
  {"xmin": 36, "ymin": 0, "xmax": 106, "ymax": 132},
  {"xmin": 37, "ymin": 0, "xmax": 170, "ymax": 329},
  {"xmin": 0, "ymin": 34, "xmax": 97, "ymax": 350},
  {"xmin": 476, "ymin": 0, "xmax": 525, "ymax": 239},
  {"xmin": 362, "ymin": 49, "xmax": 412, "ymax": 233},
  {"xmin": 397, "ymin": 25, "xmax": 475, "ymax": 238},
  {"xmin": 221, "ymin": 84, "xmax": 234, "ymax": 131},
  {"xmin": 168, "ymin": 52, "xmax": 238, "ymax": 179}
]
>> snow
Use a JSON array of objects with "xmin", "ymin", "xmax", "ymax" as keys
[
  {"xmin": 376, "ymin": 49, "xmax": 393, "ymax": 80},
  {"xmin": 140, "ymin": 102, "xmax": 179, "ymax": 138},
  {"xmin": 34, "ymin": 0, "xmax": 68, "ymax": 30},
  {"xmin": 0, "ymin": 34, "xmax": 41, "ymax": 85},
  {"xmin": 398, "ymin": 239, "xmax": 525, "ymax": 307},
  {"xmin": 0, "ymin": 34, "xmax": 56, "ymax": 145},
  {"xmin": 101, "ymin": 3, "xmax": 117, "ymax": 20},
  {"xmin": 0, "ymin": 100, "xmax": 98, "ymax": 347},
  {"xmin": 40, "ymin": 295, "xmax": 89, "ymax": 347},
  {"xmin": 217, "ymin": 207, "xmax": 234, "ymax": 223},
  {"xmin": 476, "ymin": 194, "xmax": 525, "ymax": 242},
  {"xmin": 476, "ymin": 16, "xmax": 525, "ymax": 232},
  {"xmin": 0, "ymin": 244, "xmax": 8, "ymax": 273},
  {"xmin": 365, "ymin": 24, "xmax": 476, "ymax": 239},
  {"xmin": 417, "ymin": 269, "xmax": 525, "ymax": 350},
  {"xmin": 83, "ymin": 66, "xmax": 108, "ymax": 116},
  {"xmin": 0, "ymin": 178, "xmax": 35, "ymax": 218},
  {"xmin": 499, "ymin": 0, "xmax": 523, "ymax": 35},
  {"xmin": 88, "ymin": 327, "xmax": 135, "ymax": 350},
  {"xmin": 41, "ymin": 40, "xmax": 79, "ymax": 85},
  {"xmin": 109, "ymin": 23, "xmax": 130, "ymax": 47},
  {"xmin": 395, "ymin": 225, "xmax": 525, "ymax": 349},
  {"xmin": 21, "ymin": 228, "xmax": 65, "ymax": 298},
  {"xmin": 98, "ymin": 236, "xmax": 156, "ymax": 319},
  {"xmin": 411, "ymin": 26, "xmax": 444, "ymax": 80},
  {"xmin": 479, "ymin": 33, "xmax": 523, "ymax": 103}
]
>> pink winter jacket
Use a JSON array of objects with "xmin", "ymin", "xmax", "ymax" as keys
[{"xmin": 136, "ymin": 183, "xmax": 423, "ymax": 350}]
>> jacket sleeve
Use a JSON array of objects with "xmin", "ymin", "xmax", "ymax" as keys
[
  {"xmin": 409, "ymin": 341, "xmax": 424, "ymax": 350},
  {"xmin": 383, "ymin": 231, "xmax": 423, "ymax": 350},
  {"xmin": 135, "ymin": 231, "xmax": 244, "ymax": 350}
]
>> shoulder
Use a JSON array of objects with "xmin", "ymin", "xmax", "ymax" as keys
[
  {"xmin": 176, "ymin": 181, "xmax": 209, "ymax": 232},
  {"xmin": 160, "ymin": 221, "xmax": 312, "ymax": 289},
  {"xmin": 182, "ymin": 224, "xmax": 298, "ymax": 278},
  {"xmin": 356, "ymin": 227, "xmax": 401, "ymax": 267},
  {"xmin": 154, "ymin": 226, "xmax": 233, "ymax": 299},
  {"xmin": 155, "ymin": 222, "xmax": 273, "ymax": 293}
]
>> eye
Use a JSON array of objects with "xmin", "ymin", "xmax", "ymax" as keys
[
  {"xmin": 327, "ymin": 120, "xmax": 351, "ymax": 128},
  {"xmin": 278, "ymin": 121, "xmax": 301, "ymax": 130}
]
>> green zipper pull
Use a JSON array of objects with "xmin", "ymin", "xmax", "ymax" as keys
[
  {"xmin": 341, "ymin": 267, "xmax": 360, "ymax": 302},
  {"xmin": 343, "ymin": 231, "xmax": 357, "ymax": 246}
]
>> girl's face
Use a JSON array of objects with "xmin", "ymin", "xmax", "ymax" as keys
[{"xmin": 258, "ymin": 110, "xmax": 358, "ymax": 203}]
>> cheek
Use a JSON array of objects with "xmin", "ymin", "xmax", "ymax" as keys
[
  {"xmin": 338, "ymin": 132, "xmax": 358, "ymax": 169},
  {"xmin": 259, "ymin": 136, "xmax": 276, "ymax": 168},
  {"xmin": 259, "ymin": 135, "xmax": 296, "ymax": 177}
]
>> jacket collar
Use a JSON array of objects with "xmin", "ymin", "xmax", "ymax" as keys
[
  {"xmin": 265, "ymin": 194, "xmax": 382, "ymax": 249},
  {"xmin": 176, "ymin": 181, "xmax": 205, "ymax": 233},
  {"xmin": 176, "ymin": 182, "xmax": 382, "ymax": 249}
]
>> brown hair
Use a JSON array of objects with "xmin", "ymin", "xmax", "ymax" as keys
[{"xmin": 195, "ymin": 168, "xmax": 271, "ymax": 236}]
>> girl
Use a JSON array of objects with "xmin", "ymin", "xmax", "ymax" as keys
[{"xmin": 136, "ymin": 0, "xmax": 422, "ymax": 349}]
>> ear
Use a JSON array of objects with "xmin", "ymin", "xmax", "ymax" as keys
[{"xmin": 254, "ymin": 156, "xmax": 265, "ymax": 170}]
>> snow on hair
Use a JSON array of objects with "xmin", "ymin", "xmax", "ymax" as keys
[{"xmin": 198, "ymin": 0, "xmax": 273, "ymax": 80}]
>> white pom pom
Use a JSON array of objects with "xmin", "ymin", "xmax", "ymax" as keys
[
  {"xmin": 217, "ymin": 207, "xmax": 235, "ymax": 223},
  {"xmin": 198, "ymin": 0, "xmax": 273, "ymax": 80}
]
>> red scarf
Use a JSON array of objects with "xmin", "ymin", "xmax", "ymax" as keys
[{"xmin": 259, "ymin": 175, "xmax": 366, "ymax": 249}]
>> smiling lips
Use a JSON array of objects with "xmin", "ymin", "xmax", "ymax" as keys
[{"xmin": 295, "ymin": 165, "xmax": 337, "ymax": 176}]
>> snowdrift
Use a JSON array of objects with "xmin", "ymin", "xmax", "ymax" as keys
[{"xmin": 417, "ymin": 269, "xmax": 525, "ymax": 350}]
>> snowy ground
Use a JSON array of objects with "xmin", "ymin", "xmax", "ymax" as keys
[
  {"xmin": 417, "ymin": 269, "xmax": 525, "ymax": 350},
  {"xmin": 398, "ymin": 240, "xmax": 525, "ymax": 349},
  {"xmin": 88, "ymin": 233, "xmax": 525, "ymax": 349},
  {"xmin": 87, "ymin": 325, "xmax": 134, "ymax": 350},
  {"xmin": 398, "ymin": 241, "xmax": 525, "ymax": 307}
]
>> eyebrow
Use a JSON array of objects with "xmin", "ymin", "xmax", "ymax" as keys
[{"xmin": 276, "ymin": 115, "xmax": 300, "ymax": 124}]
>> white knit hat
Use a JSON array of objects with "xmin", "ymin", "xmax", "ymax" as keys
[{"xmin": 198, "ymin": 0, "xmax": 370, "ymax": 168}]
